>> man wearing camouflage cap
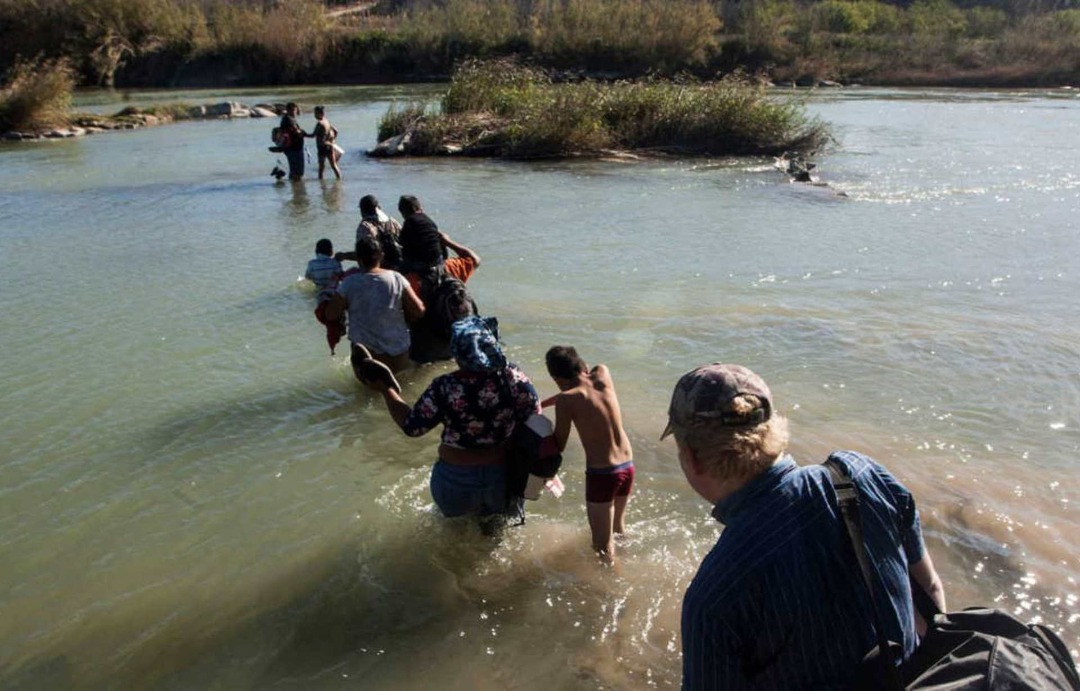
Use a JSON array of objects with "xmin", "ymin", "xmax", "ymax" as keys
[{"xmin": 663, "ymin": 364, "xmax": 945, "ymax": 689}]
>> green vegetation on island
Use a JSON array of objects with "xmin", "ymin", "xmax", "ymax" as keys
[
  {"xmin": 1, "ymin": 0, "xmax": 1079, "ymax": 90},
  {"xmin": 373, "ymin": 60, "xmax": 829, "ymax": 159}
]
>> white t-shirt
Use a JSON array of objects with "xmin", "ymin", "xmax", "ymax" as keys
[{"xmin": 337, "ymin": 269, "xmax": 410, "ymax": 356}]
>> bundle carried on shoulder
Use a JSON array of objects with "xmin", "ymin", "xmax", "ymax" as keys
[
  {"xmin": 506, "ymin": 412, "xmax": 563, "ymax": 502},
  {"xmin": 269, "ymin": 126, "xmax": 291, "ymax": 152}
]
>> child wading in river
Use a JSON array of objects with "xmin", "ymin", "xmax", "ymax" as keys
[
  {"xmin": 312, "ymin": 105, "xmax": 342, "ymax": 180},
  {"xmin": 542, "ymin": 346, "xmax": 634, "ymax": 560}
]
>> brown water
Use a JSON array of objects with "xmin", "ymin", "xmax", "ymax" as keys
[{"xmin": 0, "ymin": 85, "xmax": 1077, "ymax": 688}]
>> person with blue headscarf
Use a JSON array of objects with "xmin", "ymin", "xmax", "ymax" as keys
[{"xmin": 370, "ymin": 315, "xmax": 541, "ymax": 524}]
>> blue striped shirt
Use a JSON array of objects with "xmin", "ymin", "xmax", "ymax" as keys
[
  {"xmin": 305, "ymin": 255, "xmax": 343, "ymax": 290},
  {"xmin": 681, "ymin": 451, "xmax": 924, "ymax": 690}
]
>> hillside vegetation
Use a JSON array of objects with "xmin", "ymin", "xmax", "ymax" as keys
[{"xmin": 1, "ymin": 0, "xmax": 1078, "ymax": 88}]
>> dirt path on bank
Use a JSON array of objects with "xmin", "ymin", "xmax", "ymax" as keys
[{"xmin": 326, "ymin": 1, "xmax": 378, "ymax": 19}]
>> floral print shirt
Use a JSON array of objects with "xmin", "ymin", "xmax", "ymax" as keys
[{"xmin": 401, "ymin": 364, "xmax": 541, "ymax": 449}]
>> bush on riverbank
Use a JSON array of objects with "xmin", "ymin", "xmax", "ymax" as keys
[
  {"xmin": 0, "ymin": 57, "xmax": 75, "ymax": 132},
  {"xmin": 376, "ymin": 60, "xmax": 829, "ymax": 159},
  {"xmin": 1, "ymin": 0, "xmax": 1079, "ymax": 88}
]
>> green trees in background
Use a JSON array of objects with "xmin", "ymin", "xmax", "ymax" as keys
[{"xmin": 0, "ymin": 0, "xmax": 1078, "ymax": 88}]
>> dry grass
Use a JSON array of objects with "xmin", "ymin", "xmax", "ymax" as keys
[
  {"xmin": 380, "ymin": 59, "xmax": 830, "ymax": 159},
  {"xmin": 0, "ymin": 56, "xmax": 76, "ymax": 131}
]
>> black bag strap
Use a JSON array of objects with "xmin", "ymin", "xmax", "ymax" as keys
[{"xmin": 823, "ymin": 458, "xmax": 905, "ymax": 691}]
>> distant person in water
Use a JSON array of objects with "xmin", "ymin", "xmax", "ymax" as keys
[
  {"xmin": 312, "ymin": 105, "xmax": 342, "ymax": 180},
  {"xmin": 337, "ymin": 194, "xmax": 403, "ymax": 271},
  {"xmin": 325, "ymin": 233, "xmax": 424, "ymax": 374},
  {"xmin": 542, "ymin": 346, "xmax": 634, "ymax": 559},
  {"xmin": 279, "ymin": 102, "xmax": 309, "ymax": 180},
  {"xmin": 305, "ymin": 238, "xmax": 343, "ymax": 290}
]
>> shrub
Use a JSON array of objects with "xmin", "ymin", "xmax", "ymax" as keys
[
  {"xmin": 378, "ymin": 60, "xmax": 829, "ymax": 158},
  {"xmin": 377, "ymin": 101, "xmax": 428, "ymax": 142},
  {"xmin": 908, "ymin": 0, "xmax": 967, "ymax": 38},
  {"xmin": 965, "ymin": 7, "xmax": 1009, "ymax": 38},
  {"xmin": 527, "ymin": 0, "xmax": 721, "ymax": 71},
  {"xmin": 397, "ymin": 0, "xmax": 523, "ymax": 70},
  {"xmin": 0, "ymin": 56, "xmax": 75, "ymax": 131},
  {"xmin": 735, "ymin": 0, "xmax": 801, "ymax": 61},
  {"xmin": 811, "ymin": 2, "xmax": 872, "ymax": 35}
]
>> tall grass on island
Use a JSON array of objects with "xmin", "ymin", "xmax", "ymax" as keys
[
  {"xmin": 0, "ymin": 57, "xmax": 76, "ymax": 132},
  {"xmin": 376, "ymin": 60, "xmax": 830, "ymax": 159}
]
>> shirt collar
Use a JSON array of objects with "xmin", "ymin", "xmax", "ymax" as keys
[{"xmin": 710, "ymin": 455, "xmax": 796, "ymax": 525}]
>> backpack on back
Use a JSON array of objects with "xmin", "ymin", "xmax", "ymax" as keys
[
  {"xmin": 408, "ymin": 268, "xmax": 479, "ymax": 363},
  {"xmin": 358, "ymin": 219, "xmax": 403, "ymax": 271},
  {"xmin": 428, "ymin": 275, "xmax": 477, "ymax": 338},
  {"xmin": 824, "ymin": 457, "xmax": 1080, "ymax": 691}
]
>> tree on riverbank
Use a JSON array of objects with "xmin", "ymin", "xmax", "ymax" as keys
[
  {"xmin": 1, "ymin": 0, "xmax": 1078, "ymax": 87},
  {"xmin": 372, "ymin": 60, "xmax": 829, "ymax": 159}
]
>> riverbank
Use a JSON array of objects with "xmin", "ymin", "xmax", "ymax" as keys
[
  {"xmin": 1, "ymin": 0, "xmax": 1078, "ymax": 91},
  {"xmin": 1, "ymin": 101, "xmax": 282, "ymax": 142}
]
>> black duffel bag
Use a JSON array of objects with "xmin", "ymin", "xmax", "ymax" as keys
[{"xmin": 825, "ymin": 458, "xmax": 1080, "ymax": 690}]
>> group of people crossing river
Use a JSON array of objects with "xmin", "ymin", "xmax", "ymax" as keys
[
  {"xmin": 302, "ymin": 191, "xmax": 635, "ymax": 557},
  {"xmin": 295, "ymin": 188, "xmax": 961, "ymax": 690}
]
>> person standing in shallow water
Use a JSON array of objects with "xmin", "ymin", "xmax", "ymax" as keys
[
  {"xmin": 312, "ymin": 105, "xmax": 342, "ymax": 180},
  {"xmin": 325, "ymin": 233, "xmax": 424, "ymax": 374},
  {"xmin": 541, "ymin": 346, "xmax": 634, "ymax": 561},
  {"xmin": 279, "ymin": 102, "xmax": 308, "ymax": 180},
  {"xmin": 662, "ymin": 363, "xmax": 945, "ymax": 689},
  {"xmin": 367, "ymin": 316, "xmax": 541, "ymax": 530}
]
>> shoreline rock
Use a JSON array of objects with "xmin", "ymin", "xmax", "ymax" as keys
[{"xmin": 1, "ymin": 101, "xmax": 283, "ymax": 143}]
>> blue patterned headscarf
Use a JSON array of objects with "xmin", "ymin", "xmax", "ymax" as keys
[{"xmin": 450, "ymin": 316, "xmax": 507, "ymax": 372}]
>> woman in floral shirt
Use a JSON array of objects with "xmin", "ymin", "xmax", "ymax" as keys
[{"xmin": 372, "ymin": 316, "xmax": 540, "ymax": 523}]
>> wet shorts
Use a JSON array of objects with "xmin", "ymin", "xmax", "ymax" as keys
[{"xmin": 585, "ymin": 460, "xmax": 635, "ymax": 504}]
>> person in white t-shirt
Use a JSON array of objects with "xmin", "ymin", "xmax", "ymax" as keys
[{"xmin": 326, "ymin": 233, "xmax": 424, "ymax": 375}]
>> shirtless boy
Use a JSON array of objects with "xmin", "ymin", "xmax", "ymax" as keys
[{"xmin": 542, "ymin": 346, "xmax": 634, "ymax": 558}]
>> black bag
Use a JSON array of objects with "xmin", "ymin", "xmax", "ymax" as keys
[
  {"xmin": 427, "ymin": 274, "xmax": 477, "ymax": 338},
  {"xmin": 507, "ymin": 413, "xmax": 562, "ymax": 492},
  {"xmin": 409, "ymin": 267, "xmax": 479, "ymax": 363},
  {"xmin": 824, "ymin": 458, "xmax": 1080, "ymax": 691}
]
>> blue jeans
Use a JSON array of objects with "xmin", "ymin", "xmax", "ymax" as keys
[{"xmin": 429, "ymin": 460, "xmax": 523, "ymax": 521}]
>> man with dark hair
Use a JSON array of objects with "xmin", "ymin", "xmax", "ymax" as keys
[
  {"xmin": 278, "ymin": 102, "xmax": 309, "ymax": 180},
  {"xmin": 663, "ymin": 363, "xmax": 946, "ymax": 689},
  {"xmin": 397, "ymin": 195, "xmax": 447, "ymax": 274},
  {"xmin": 542, "ymin": 346, "xmax": 634, "ymax": 560},
  {"xmin": 336, "ymin": 194, "xmax": 404, "ymax": 271},
  {"xmin": 326, "ymin": 234, "xmax": 424, "ymax": 374}
]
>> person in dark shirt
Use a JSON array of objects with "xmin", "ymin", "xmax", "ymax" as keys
[
  {"xmin": 279, "ymin": 102, "xmax": 309, "ymax": 180},
  {"xmin": 397, "ymin": 195, "xmax": 447, "ymax": 274}
]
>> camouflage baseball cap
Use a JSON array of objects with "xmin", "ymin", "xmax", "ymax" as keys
[{"xmin": 660, "ymin": 364, "xmax": 773, "ymax": 440}]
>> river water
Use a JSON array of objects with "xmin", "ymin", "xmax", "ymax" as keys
[{"xmin": 1, "ymin": 84, "xmax": 1077, "ymax": 689}]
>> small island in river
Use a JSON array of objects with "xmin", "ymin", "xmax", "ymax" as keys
[{"xmin": 368, "ymin": 60, "xmax": 830, "ymax": 160}]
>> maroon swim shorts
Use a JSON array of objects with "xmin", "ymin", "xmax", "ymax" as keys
[{"xmin": 585, "ymin": 460, "xmax": 635, "ymax": 503}]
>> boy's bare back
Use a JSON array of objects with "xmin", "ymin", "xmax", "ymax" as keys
[{"xmin": 553, "ymin": 365, "xmax": 632, "ymax": 469}]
